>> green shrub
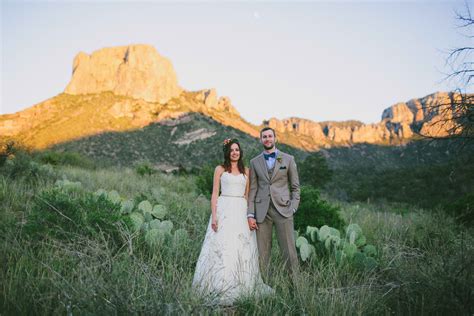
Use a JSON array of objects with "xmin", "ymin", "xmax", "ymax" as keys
[
  {"xmin": 195, "ymin": 162, "xmax": 219, "ymax": 197},
  {"xmin": 299, "ymin": 152, "xmax": 333, "ymax": 189},
  {"xmin": 0, "ymin": 140, "xmax": 16, "ymax": 167},
  {"xmin": 0, "ymin": 148, "xmax": 55, "ymax": 182},
  {"xmin": 135, "ymin": 161, "xmax": 156, "ymax": 176},
  {"xmin": 36, "ymin": 150, "xmax": 95, "ymax": 169},
  {"xmin": 294, "ymin": 186, "xmax": 344, "ymax": 232},
  {"xmin": 25, "ymin": 188, "xmax": 130, "ymax": 248},
  {"xmin": 327, "ymin": 156, "xmax": 474, "ymax": 211},
  {"xmin": 444, "ymin": 192, "xmax": 474, "ymax": 226}
]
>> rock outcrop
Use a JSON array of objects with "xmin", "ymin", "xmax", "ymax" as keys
[
  {"xmin": 265, "ymin": 92, "xmax": 461, "ymax": 148},
  {"xmin": 64, "ymin": 45, "xmax": 182, "ymax": 103}
]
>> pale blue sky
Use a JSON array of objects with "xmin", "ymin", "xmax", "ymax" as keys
[{"xmin": 1, "ymin": 0, "xmax": 470, "ymax": 124}]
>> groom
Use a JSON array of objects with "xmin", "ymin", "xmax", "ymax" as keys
[{"xmin": 247, "ymin": 127, "xmax": 300, "ymax": 279}]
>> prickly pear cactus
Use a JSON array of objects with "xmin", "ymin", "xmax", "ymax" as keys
[
  {"xmin": 151, "ymin": 204, "xmax": 167, "ymax": 219},
  {"xmin": 173, "ymin": 228, "xmax": 189, "ymax": 245},
  {"xmin": 145, "ymin": 229, "xmax": 166, "ymax": 248},
  {"xmin": 107, "ymin": 190, "xmax": 121, "ymax": 204},
  {"xmin": 363, "ymin": 244, "xmax": 377, "ymax": 257},
  {"xmin": 352, "ymin": 252, "xmax": 367, "ymax": 270},
  {"xmin": 296, "ymin": 236, "xmax": 316, "ymax": 262},
  {"xmin": 300, "ymin": 243, "xmax": 315, "ymax": 262},
  {"xmin": 335, "ymin": 249, "xmax": 347, "ymax": 265},
  {"xmin": 94, "ymin": 189, "xmax": 107, "ymax": 197},
  {"xmin": 343, "ymin": 243, "xmax": 357, "ymax": 259},
  {"xmin": 296, "ymin": 236, "xmax": 309, "ymax": 248},
  {"xmin": 120, "ymin": 200, "xmax": 134, "ymax": 214},
  {"xmin": 346, "ymin": 224, "xmax": 363, "ymax": 242},
  {"xmin": 301, "ymin": 222, "xmax": 379, "ymax": 271},
  {"xmin": 325, "ymin": 235, "xmax": 341, "ymax": 250},
  {"xmin": 138, "ymin": 200, "xmax": 153, "ymax": 213},
  {"xmin": 143, "ymin": 211, "xmax": 153, "ymax": 222},
  {"xmin": 141, "ymin": 222, "xmax": 150, "ymax": 232},
  {"xmin": 159, "ymin": 220, "xmax": 174, "ymax": 234},
  {"xmin": 306, "ymin": 226, "xmax": 319, "ymax": 243},
  {"xmin": 149, "ymin": 219, "xmax": 161, "ymax": 230},
  {"xmin": 55, "ymin": 179, "xmax": 82, "ymax": 192},
  {"xmin": 294, "ymin": 230, "xmax": 299, "ymax": 242},
  {"xmin": 329, "ymin": 227, "xmax": 341, "ymax": 239},
  {"xmin": 346, "ymin": 224, "xmax": 363, "ymax": 236},
  {"xmin": 319, "ymin": 225, "xmax": 332, "ymax": 241},
  {"xmin": 355, "ymin": 234, "xmax": 367, "ymax": 247},
  {"xmin": 130, "ymin": 212, "xmax": 145, "ymax": 232}
]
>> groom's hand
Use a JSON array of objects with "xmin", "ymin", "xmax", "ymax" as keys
[{"xmin": 248, "ymin": 218, "xmax": 258, "ymax": 230}]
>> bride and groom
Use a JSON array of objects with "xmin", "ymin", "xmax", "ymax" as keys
[{"xmin": 192, "ymin": 127, "xmax": 301, "ymax": 305}]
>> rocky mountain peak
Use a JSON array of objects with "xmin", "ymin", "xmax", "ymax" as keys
[{"xmin": 64, "ymin": 44, "xmax": 182, "ymax": 104}]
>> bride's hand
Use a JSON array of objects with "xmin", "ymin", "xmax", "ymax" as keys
[{"xmin": 211, "ymin": 218, "xmax": 218, "ymax": 232}]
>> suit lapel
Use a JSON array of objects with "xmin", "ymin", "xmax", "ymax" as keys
[
  {"xmin": 257, "ymin": 153, "xmax": 270, "ymax": 181},
  {"xmin": 270, "ymin": 151, "xmax": 282, "ymax": 182}
]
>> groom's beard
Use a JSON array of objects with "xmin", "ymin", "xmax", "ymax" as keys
[{"xmin": 263, "ymin": 144, "xmax": 275, "ymax": 151}]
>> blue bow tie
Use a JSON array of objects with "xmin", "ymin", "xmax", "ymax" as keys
[{"xmin": 264, "ymin": 152, "xmax": 276, "ymax": 160}]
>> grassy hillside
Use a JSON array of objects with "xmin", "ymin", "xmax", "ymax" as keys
[
  {"xmin": 49, "ymin": 112, "xmax": 308, "ymax": 169},
  {"xmin": 1, "ymin": 152, "xmax": 472, "ymax": 314},
  {"xmin": 322, "ymin": 140, "xmax": 474, "ymax": 210},
  {"xmin": 323, "ymin": 139, "xmax": 471, "ymax": 170},
  {"xmin": 18, "ymin": 114, "xmax": 472, "ymax": 213}
]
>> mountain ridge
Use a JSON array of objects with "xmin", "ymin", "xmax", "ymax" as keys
[{"xmin": 0, "ymin": 44, "xmax": 463, "ymax": 151}]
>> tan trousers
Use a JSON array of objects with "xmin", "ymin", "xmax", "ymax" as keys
[{"xmin": 256, "ymin": 201, "xmax": 299, "ymax": 279}]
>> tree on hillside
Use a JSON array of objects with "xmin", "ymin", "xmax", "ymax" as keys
[
  {"xmin": 299, "ymin": 152, "xmax": 332, "ymax": 189},
  {"xmin": 420, "ymin": 2, "xmax": 474, "ymax": 146}
]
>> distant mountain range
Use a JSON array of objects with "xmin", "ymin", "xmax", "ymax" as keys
[
  {"xmin": 0, "ymin": 44, "xmax": 465, "ymax": 159},
  {"xmin": 47, "ymin": 110, "xmax": 469, "ymax": 172}
]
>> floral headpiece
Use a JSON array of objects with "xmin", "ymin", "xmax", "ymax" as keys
[
  {"xmin": 223, "ymin": 138, "xmax": 232, "ymax": 146},
  {"xmin": 222, "ymin": 138, "xmax": 238, "ymax": 152}
]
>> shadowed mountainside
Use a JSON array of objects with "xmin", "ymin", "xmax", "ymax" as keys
[{"xmin": 49, "ymin": 112, "xmax": 307, "ymax": 171}]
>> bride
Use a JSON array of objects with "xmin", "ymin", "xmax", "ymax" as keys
[{"xmin": 192, "ymin": 138, "xmax": 273, "ymax": 305}]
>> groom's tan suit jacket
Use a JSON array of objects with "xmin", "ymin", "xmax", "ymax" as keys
[{"xmin": 247, "ymin": 151, "xmax": 300, "ymax": 223}]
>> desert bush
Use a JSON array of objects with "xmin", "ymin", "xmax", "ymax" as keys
[
  {"xmin": 195, "ymin": 162, "xmax": 219, "ymax": 197},
  {"xmin": 24, "ymin": 187, "xmax": 130, "ymax": 248},
  {"xmin": 444, "ymin": 192, "xmax": 474, "ymax": 226},
  {"xmin": 294, "ymin": 186, "xmax": 345, "ymax": 232},
  {"xmin": 36, "ymin": 150, "xmax": 95, "ymax": 169},
  {"xmin": 328, "ymin": 157, "xmax": 474, "ymax": 210},
  {"xmin": 0, "ymin": 140, "xmax": 16, "ymax": 167},
  {"xmin": 135, "ymin": 160, "xmax": 156, "ymax": 176},
  {"xmin": 381, "ymin": 211, "xmax": 474, "ymax": 315},
  {"xmin": 299, "ymin": 151, "xmax": 333, "ymax": 189},
  {"xmin": 0, "ymin": 147, "xmax": 55, "ymax": 182}
]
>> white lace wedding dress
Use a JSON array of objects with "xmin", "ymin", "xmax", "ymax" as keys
[{"xmin": 192, "ymin": 172, "xmax": 274, "ymax": 305}]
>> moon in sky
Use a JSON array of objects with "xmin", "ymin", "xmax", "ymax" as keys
[{"xmin": 253, "ymin": 11, "xmax": 260, "ymax": 19}]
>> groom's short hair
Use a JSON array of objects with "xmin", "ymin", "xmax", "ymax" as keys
[{"xmin": 260, "ymin": 127, "xmax": 276, "ymax": 138}]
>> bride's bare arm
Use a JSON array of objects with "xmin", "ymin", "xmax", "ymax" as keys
[{"xmin": 211, "ymin": 166, "xmax": 224, "ymax": 231}]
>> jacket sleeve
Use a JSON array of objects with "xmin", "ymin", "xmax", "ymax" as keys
[
  {"xmin": 247, "ymin": 160, "xmax": 258, "ymax": 217},
  {"xmin": 288, "ymin": 155, "xmax": 300, "ymax": 212}
]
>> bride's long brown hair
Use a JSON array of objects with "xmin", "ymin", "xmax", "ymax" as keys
[{"xmin": 222, "ymin": 139, "xmax": 245, "ymax": 174}]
